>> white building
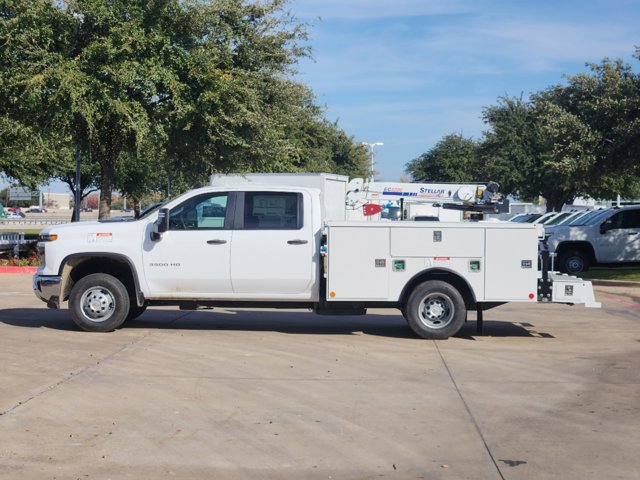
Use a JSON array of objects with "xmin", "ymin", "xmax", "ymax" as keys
[{"xmin": 43, "ymin": 192, "xmax": 71, "ymax": 210}]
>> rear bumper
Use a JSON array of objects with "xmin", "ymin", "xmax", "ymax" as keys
[
  {"xmin": 548, "ymin": 272, "xmax": 601, "ymax": 308},
  {"xmin": 33, "ymin": 273, "xmax": 63, "ymax": 309}
]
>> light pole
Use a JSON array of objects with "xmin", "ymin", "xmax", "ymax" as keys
[
  {"xmin": 362, "ymin": 142, "xmax": 384, "ymax": 181},
  {"xmin": 73, "ymin": 147, "xmax": 81, "ymax": 222}
]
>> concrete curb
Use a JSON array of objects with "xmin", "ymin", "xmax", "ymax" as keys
[{"xmin": 590, "ymin": 279, "xmax": 640, "ymax": 288}]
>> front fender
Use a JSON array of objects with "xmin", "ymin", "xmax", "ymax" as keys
[{"xmin": 58, "ymin": 253, "xmax": 145, "ymax": 306}]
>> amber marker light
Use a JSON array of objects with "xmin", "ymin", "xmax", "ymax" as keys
[{"xmin": 39, "ymin": 233, "xmax": 58, "ymax": 242}]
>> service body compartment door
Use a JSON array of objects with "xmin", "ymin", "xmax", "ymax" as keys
[
  {"xmin": 484, "ymin": 227, "xmax": 538, "ymax": 301},
  {"xmin": 327, "ymin": 226, "xmax": 390, "ymax": 300},
  {"xmin": 389, "ymin": 226, "xmax": 484, "ymax": 258}
]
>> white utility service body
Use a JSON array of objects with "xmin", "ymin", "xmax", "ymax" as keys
[
  {"xmin": 327, "ymin": 221, "xmax": 539, "ymax": 303},
  {"xmin": 33, "ymin": 174, "xmax": 600, "ymax": 339}
]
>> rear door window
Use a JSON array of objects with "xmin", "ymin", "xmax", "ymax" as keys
[{"xmin": 242, "ymin": 192, "xmax": 303, "ymax": 230}]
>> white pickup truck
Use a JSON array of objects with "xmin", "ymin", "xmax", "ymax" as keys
[
  {"xmin": 546, "ymin": 205, "xmax": 640, "ymax": 274},
  {"xmin": 33, "ymin": 174, "xmax": 600, "ymax": 339}
]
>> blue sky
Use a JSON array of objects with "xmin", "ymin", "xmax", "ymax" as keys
[{"xmin": 289, "ymin": 0, "xmax": 640, "ymax": 181}]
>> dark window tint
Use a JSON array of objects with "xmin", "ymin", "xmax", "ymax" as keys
[
  {"xmin": 608, "ymin": 210, "xmax": 640, "ymax": 229},
  {"xmin": 243, "ymin": 192, "xmax": 302, "ymax": 230}
]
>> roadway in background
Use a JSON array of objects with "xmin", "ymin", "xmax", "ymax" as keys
[{"xmin": 0, "ymin": 210, "xmax": 134, "ymax": 230}]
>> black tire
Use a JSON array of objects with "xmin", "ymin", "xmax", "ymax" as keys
[
  {"xmin": 558, "ymin": 250, "xmax": 589, "ymax": 275},
  {"xmin": 126, "ymin": 304, "xmax": 147, "ymax": 321},
  {"xmin": 69, "ymin": 273, "xmax": 130, "ymax": 332},
  {"xmin": 403, "ymin": 280, "xmax": 466, "ymax": 339}
]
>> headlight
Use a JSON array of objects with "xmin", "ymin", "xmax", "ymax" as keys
[{"xmin": 38, "ymin": 233, "xmax": 58, "ymax": 242}]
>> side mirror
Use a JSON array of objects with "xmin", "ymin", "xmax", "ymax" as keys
[
  {"xmin": 151, "ymin": 208, "xmax": 169, "ymax": 241},
  {"xmin": 600, "ymin": 220, "xmax": 612, "ymax": 234}
]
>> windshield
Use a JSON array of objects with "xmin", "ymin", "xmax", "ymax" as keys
[
  {"xmin": 532, "ymin": 213, "xmax": 556, "ymax": 224},
  {"xmin": 555, "ymin": 210, "xmax": 590, "ymax": 225},
  {"xmin": 569, "ymin": 209, "xmax": 610, "ymax": 226},
  {"xmin": 543, "ymin": 212, "xmax": 572, "ymax": 225},
  {"xmin": 539, "ymin": 212, "xmax": 569, "ymax": 225},
  {"xmin": 138, "ymin": 201, "xmax": 165, "ymax": 220},
  {"xmin": 584, "ymin": 209, "xmax": 616, "ymax": 225}
]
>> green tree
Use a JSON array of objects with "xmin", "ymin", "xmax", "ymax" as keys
[
  {"xmin": 543, "ymin": 57, "xmax": 640, "ymax": 200},
  {"xmin": 1, "ymin": 1, "xmax": 368, "ymax": 217},
  {"xmin": 405, "ymin": 133, "xmax": 481, "ymax": 183},
  {"xmin": 480, "ymin": 95, "xmax": 598, "ymax": 212},
  {"xmin": 324, "ymin": 124, "xmax": 370, "ymax": 178},
  {"xmin": 0, "ymin": 0, "xmax": 320, "ymax": 219},
  {"xmin": 283, "ymin": 115, "xmax": 370, "ymax": 177},
  {"xmin": 531, "ymin": 95, "xmax": 599, "ymax": 211},
  {"xmin": 480, "ymin": 57, "xmax": 640, "ymax": 211},
  {"xmin": 56, "ymin": 158, "xmax": 101, "ymax": 220},
  {"xmin": 478, "ymin": 96, "xmax": 540, "ymax": 201}
]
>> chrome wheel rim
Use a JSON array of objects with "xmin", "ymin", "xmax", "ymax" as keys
[
  {"xmin": 80, "ymin": 286, "xmax": 116, "ymax": 322},
  {"xmin": 418, "ymin": 293, "xmax": 454, "ymax": 329}
]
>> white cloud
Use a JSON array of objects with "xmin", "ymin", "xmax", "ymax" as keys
[
  {"xmin": 418, "ymin": 19, "xmax": 637, "ymax": 73},
  {"xmin": 294, "ymin": 1, "xmax": 638, "ymax": 85}
]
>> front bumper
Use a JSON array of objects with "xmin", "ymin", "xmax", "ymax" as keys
[{"xmin": 33, "ymin": 273, "xmax": 63, "ymax": 309}]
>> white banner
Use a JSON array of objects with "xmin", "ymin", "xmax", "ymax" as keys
[{"xmin": 8, "ymin": 187, "xmax": 33, "ymax": 201}]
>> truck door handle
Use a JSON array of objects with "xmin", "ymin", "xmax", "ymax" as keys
[
  {"xmin": 628, "ymin": 232, "xmax": 638, "ymax": 236},
  {"xmin": 207, "ymin": 239, "xmax": 227, "ymax": 245},
  {"xmin": 287, "ymin": 239, "xmax": 308, "ymax": 245}
]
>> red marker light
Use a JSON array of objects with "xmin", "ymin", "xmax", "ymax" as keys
[{"xmin": 528, "ymin": 293, "xmax": 535, "ymax": 300}]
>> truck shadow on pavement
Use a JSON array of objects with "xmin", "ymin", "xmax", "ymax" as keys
[
  {"xmin": 457, "ymin": 320, "xmax": 555, "ymax": 339},
  {"xmin": 0, "ymin": 308, "xmax": 76, "ymax": 330},
  {"xmin": 0, "ymin": 308, "xmax": 551, "ymax": 339}
]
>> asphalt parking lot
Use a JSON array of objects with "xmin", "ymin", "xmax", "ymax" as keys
[{"xmin": 1, "ymin": 274, "xmax": 639, "ymax": 480}]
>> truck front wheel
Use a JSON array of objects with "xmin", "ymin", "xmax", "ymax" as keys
[
  {"xmin": 404, "ymin": 280, "xmax": 466, "ymax": 339},
  {"xmin": 69, "ymin": 273, "xmax": 130, "ymax": 332},
  {"xmin": 558, "ymin": 250, "xmax": 589, "ymax": 274}
]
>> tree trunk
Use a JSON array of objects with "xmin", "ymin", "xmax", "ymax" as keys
[
  {"xmin": 69, "ymin": 182, "xmax": 79, "ymax": 222},
  {"xmin": 93, "ymin": 128, "xmax": 124, "ymax": 221},
  {"xmin": 545, "ymin": 192, "xmax": 575, "ymax": 212},
  {"xmin": 132, "ymin": 197, "xmax": 140, "ymax": 218},
  {"xmin": 99, "ymin": 160, "xmax": 116, "ymax": 220}
]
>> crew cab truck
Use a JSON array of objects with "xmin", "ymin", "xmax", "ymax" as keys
[
  {"xmin": 546, "ymin": 205, "xmax": 640, "ymax": 274},
  {"xmin": 33, "ymin": 176, "xmax": 600, "ymax": 339}
]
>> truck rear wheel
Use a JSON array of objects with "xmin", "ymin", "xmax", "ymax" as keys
[
  {"xmin": 69, "ymin": 273, "xmax": 130, "ymax": 332},
  {"xmin": 404, "ymin": 280, "xmax": 466, "ymax": 339}
]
